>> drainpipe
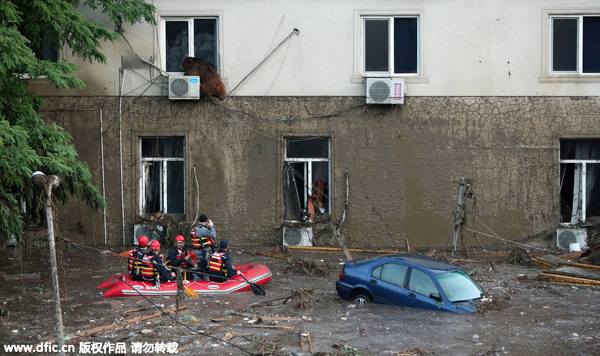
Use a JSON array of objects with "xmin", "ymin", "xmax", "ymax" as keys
[
  {"xmin": 119, "ymin": 68, "xmax": 127, "ymax": 246},
  {"xmin": 452, "ymin": 177, "xmax": 471, "ymax": 258}
]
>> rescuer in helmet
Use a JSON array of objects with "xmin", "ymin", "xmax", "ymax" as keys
[
  {"xmin": 166, "ymin": 235, "xmax": 196, "ymax": 280},
  {"xmin": 128, "ymin": 235, "xmax": 149, "ymax": 281},
  {"xmin": 140, "ymin": 240, "xmax": 176, "ymax": 284}
]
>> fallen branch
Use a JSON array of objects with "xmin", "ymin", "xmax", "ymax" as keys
[
  {"xmin": 52, "ymin": 306, "xmax": 187, "ymax": 344},
  {"xmin": 3, "ymin": 273, "xmax": 41, "ymax": 281},
  {"xmin": 250, "ymin": 296, "xmax": 291, "ymax": 307}
]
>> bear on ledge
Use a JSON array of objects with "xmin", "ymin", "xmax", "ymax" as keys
[{"xmin": 179, "ymin": 54, "xmax": 225, "ymax": 99}]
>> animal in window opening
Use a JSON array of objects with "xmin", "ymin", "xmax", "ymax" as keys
[{"xmin": 180, "ymin": 54, "xmax": 226, "ymax": 99}]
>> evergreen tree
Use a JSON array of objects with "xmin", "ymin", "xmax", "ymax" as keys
[{"xmin": 0, "ymin": 0, "xmax": 155, "ymax": 242}]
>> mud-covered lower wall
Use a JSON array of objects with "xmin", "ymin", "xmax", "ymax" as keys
[{"xmin": 39, "ymin": 96, "xmax": 600, "ymax": 248}]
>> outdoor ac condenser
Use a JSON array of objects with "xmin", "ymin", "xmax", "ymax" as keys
[
  {"xmin": 282, "ymin": 227, "xmax": 313, "ymax": 247},
  {"xmin": 556, "ymin": 228, "xmax": 587, "ymax": 251},
  {"xmin": 366, "ymin": 78, "xmax": 405, "ymax": 104},
  {"xmin": 168, "ymin": 76, "xmax": 200, "ymax": 100}
]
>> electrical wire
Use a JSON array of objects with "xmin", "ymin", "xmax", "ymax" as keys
[{"xmin": 56, "ymin": 236, "xmax": 253, "ymax": 354}]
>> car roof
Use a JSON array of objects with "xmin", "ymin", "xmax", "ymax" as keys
[{"xmin": 357, "ymin": 253, "xmax": 459, "ymax": 272}]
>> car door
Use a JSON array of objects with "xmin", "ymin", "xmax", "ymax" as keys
[
  {"xmin": 368, "ymin": 263, "xmax": 409, "ymax": 306},
  {"xmin": 405, "ymin": 268, "xmax": 445, "ymax": 311}
]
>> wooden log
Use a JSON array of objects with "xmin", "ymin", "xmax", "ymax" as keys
[
  {"xmin": 537, "ymin": 272, "xmax": 600, "ymax": 285},
  {"xmin": 241, "ymin": 324, "xmax": 299, "ymax": 330},
  {"xmin": 3, "ymin": 273, "xmax": 41, "ymax": 281},
  {"xmin": 259, "ymin": 316, "xmax": 303, "ymax": 322},
  {"xmin": 49, "ymin": 306, "xmax": 187, "ymax": 344},
  {"xmin": 287, "ymin": 246, "xmax": 399, "ymax": 254},
  {"xmin": 196, "ymin": 317, "xmax": 243, "ymax": 340}
]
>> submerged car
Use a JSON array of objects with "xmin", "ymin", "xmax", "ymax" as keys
[{"xmin": 336, "ymin": 253, "xmax": 482, "ymax": 314}]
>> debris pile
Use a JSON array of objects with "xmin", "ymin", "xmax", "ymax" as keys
[
  {"xmin": 289, "ymin": 288, "xmax": 319, "ymax": 310},
  {"xmin": 506, "ymin": 247, "xmax": 531, "ymax": 266},
  {"xmin": 285, "ymin": 257, "xmax": 328, "ymax": 276},
  {"xmin": 475, "ymin": 294, "xmax": 509, "ymax": 314}
]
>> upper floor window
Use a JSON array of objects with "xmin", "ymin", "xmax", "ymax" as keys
[
  {"xmin": 551, "ymin": 16, "xmax": 600, "ymax": 74},
  {"xmin": 161, "ymin": 17, "xmax": 219, "ymax": 73},
  {"xmin": 363, "ymin": 16, "xmax": 419, "ymax": 76},
  {"xmin": 140, "ymin": 137, "xmax": 185, "ymax": 215}
]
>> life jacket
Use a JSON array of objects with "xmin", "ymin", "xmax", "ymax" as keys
[
  {"xmin": 192, "ymin": 225, "xmax": 214, "ymax": 249},
  {"xmin": 128, "ymin": 247, "xmax": 140, "ymax": 271},
  {"xmin": 141, "ymin": 253, "xmax": 160, "ymax": 281},
  {"xmin": 166, "ymin": 248, "xmax": 188, "ymax": 270},
  {"xmin": 208, "ymin": 251, "xmax": 228, "ymax": 277}
]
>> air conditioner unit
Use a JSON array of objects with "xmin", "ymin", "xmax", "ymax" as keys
[
  {"xmin": 283, "ymin": 227, "xmax": 313, "ymax": 247},
  {"xmin": 168, "ymin": 76, "xmax": 200, "ymax": 100},
  {"xmin": 556, "ymin": 228, "xmax": 587, "ymax": 251},
  {"xmin": 366, "ymin": 78, "xmax": 405, "ymax": 104},
  {"xmin": 133, "ymin": 224, "xmax": 164, "ymax": 245}
]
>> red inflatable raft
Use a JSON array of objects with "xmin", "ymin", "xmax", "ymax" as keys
[{"xmin": 98, "ymin": 263, "xmax": 271, "ymax": 297}]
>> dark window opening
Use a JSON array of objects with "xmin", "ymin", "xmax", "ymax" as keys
[
  {"xmin": 560, "ymin": 139, "xmax": 600, "ymax": 223},
  {"xmin": 284, "ymin": 138, "xmax": 330, "ymax": 222},
  {"xmin": 363, "ymin": 16, "xmax": 418, "ymax": 74},
  {"xmin": 165, "ymin": 18, "xmax": 218, "ymax": 73},
  {"xmin": 141, "ymin": 137, "xmax": 185, "ymax": 215}
]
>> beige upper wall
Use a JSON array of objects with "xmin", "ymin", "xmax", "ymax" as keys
[{"xmin": 30, "ymin": 0, "xmax": 600, "ymax": 97}]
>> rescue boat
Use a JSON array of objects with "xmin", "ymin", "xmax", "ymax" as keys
[{"xmin": 98, "ymin": 263, "xmax": 271, "ymax": 297}]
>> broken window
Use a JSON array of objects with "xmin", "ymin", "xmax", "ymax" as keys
[
  {"xmin": 162, "ymin": 17, "xmax": 219, "ymax": 73},
  {"xmin": 140, "ymin": 137, "xmax": 185, "ymax": 215},
  {"xmin": 560, "ymin": 139, "xmax": 600, "ymax": 224},
  {"xmin": 284, "ymin": 138, "xmax": 330, "ymax": 222}
]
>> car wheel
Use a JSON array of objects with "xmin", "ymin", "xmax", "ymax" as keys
[{"xmin": 352, "ymin": 294, "xmax": 372, "ymax": 305}]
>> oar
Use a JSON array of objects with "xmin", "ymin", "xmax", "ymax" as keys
[{"xmin": 239, "ymin": 273, "xmax": 266, "ymax": 296}]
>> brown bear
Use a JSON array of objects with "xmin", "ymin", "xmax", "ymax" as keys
[{"xmin": 179, "ymin": 54, "xmax": 226, "ymax": 99}]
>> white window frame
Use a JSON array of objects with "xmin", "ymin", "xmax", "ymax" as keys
[
  {"xmin": 158, "ymin": 11, "xmax": 223, "ymax": 76},
  {"xmin": 362, "ymin": 16, "xmax": 420, "ymax": 77},
  {"xmin": 550, "ymin": 15, "xmax": 600, "ymax": 75},
  {"xmin": 139, "ymin": 138, "xmax": 186, "ymax": 215},
  {"xmin": 352, "ymin": 10, "xmax": 427, "ymax": 84},
  {"xmin": 540, "ymin": 9, "xmax": 600, "ymax": 83},
  {"xmin": 284, "ymin": 138, "xmax": 331, "ymax": 222}
]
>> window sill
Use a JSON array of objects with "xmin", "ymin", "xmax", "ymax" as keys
[
  {"xmin": 351, "ymin": 76, "xmax": 429, "ymax": 84},
  {"xmin": 539, "ymin": 75, "xmax": 600, "ymax": 83}
]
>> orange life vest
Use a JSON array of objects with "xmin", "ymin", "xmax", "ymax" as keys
[
  {"xmin": 166, "ymin": 248, "xmax": 188, "ymax": 270},
  {"xmin": 208, "ymin": 251, "xmax": 228, "ymax": 277},
  {"xmin": 192, "ymin": 226, "xmax": 214, "ymax": 249},
  {"xmin": 128, "ymin": 247, "xmax": 140, "ymax": 271},
  {"xmin": 141, "ymin": 254, "xmax": 159, "ymax": 281}
]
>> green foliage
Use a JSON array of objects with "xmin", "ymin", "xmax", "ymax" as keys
[
  {"xmin": 0, "ymin": 0, "xmax": 155, "ymax": 242},
  {"xmin": 340, "ymin": 345, "xmax": 362, "ymax": 356}
]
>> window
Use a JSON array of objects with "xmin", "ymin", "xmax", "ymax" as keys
[
  {"xmin": 551, "ymin": 16, "xmax": 600, "ymax": 74},
  {"xmin": 363, "ymin": 16, "xmax": 419, "ymax": 75},
  {"xmin": 408, "ymin": 269, "xmax": 438, "ymax": 297},
  {"xmin": 283, "ymin": 138, "xmax": 330, "ymax": 222},
  {"xmin": 372, "ymin": 263, "xmax": 409, "ymax": 287},
  {"xmin": 161, "ymin": 17, "xmax": 219, "ymax": 73},
  {"xmin": 560, "ymin": 139, "xmax": 600, "ymax": 224},
  {"xmin": 140, "ymin": 137, "xmax": 185, "ymax": 215}
]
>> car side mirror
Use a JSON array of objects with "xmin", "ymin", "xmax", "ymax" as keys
[{"xmin": 429, "ymin": 292, "xmax": 442, "ymax": 302}]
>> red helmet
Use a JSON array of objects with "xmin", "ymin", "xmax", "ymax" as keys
[
  {"xmin": 138, "ymin": 235, "xmax": 149, "ymax": 247},
  {"xmin": 175, "ymin": 235, "xmax": 184, "ymax": 242},
  {"xmin": 150, "ymin": 240, "xmax": 161, "ymax": 251}
]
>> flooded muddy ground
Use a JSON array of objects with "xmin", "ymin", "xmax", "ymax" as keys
[{"xmin": 0, "ymin": 244, "xmax": 599, "ymax": 355}]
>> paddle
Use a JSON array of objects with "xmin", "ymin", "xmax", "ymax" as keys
[{"xmin": 239, "ymin": 273, "xmax": 266, "ymax": 296}]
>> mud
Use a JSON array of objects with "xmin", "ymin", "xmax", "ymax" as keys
[{"xmin": 0, "ymin": 245, "xmax": 599, "ymax": 356}]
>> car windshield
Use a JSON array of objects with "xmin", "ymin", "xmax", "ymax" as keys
[{"xmin": 435, "ymin": 271, "xmax": 482, "ymax": 302}]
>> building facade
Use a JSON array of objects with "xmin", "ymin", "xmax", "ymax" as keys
[{"xmin": 28, "ymin": 1, "xmax": 600, "ymax": 248}]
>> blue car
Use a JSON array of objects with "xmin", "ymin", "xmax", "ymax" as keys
[{"xmin": 336, "ymin": 254, "xmax": 482, "ymax": 314}]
